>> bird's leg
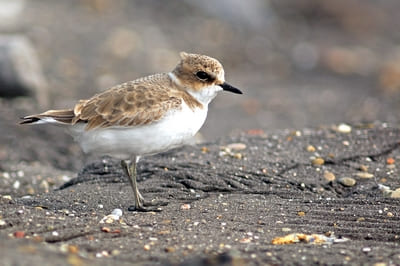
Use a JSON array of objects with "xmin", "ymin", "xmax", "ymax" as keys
[
  {"xmin": 121, "ymin": 158, "xmax": 163, "ymax": 212},
  {"xmin": 121, "ymin": 158, "xmax": 146, "ymax": 212}
]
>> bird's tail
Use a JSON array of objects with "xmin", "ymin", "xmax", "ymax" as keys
[{"xmin": 20, "ymin": 109, "xmax": 75, "ymax": 125}]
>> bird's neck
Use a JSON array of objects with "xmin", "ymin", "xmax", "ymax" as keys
[{"xmin": 168, "ymin": 72, "xmax": 220, "ymax": 106}]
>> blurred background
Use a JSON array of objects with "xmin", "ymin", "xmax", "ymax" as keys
[{"xmin": 1, "ymin": 0, "xmax": 400, "ymax": 169}]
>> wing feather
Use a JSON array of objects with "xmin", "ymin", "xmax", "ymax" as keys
[{"xmin": 73, "ymin": 74, "xmax": 183, "ymax": 130}]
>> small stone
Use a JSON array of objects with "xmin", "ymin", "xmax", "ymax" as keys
[
  {"xmin": 144, "ymin": 244, "xmax": 151, "ymax": 251},
  {"xmin": 14, "ymin": 231, "xmax": 25, "ymax": 238},
  {"xmin": 337, "ymin": 123, "xmax": 352, "ymax": 133},
  {"xmin": 0, "ymin": 219, "xmax": 6, "ymax": 226},
  {"xmin": 306, "ymin": 145, "xmax": 316, "ymax": 152},
  {"xmin": 164, "ymin": 246, "xmax": 175, "ymax": 253},
  {"xmin": 226, "ymin": 143, "xmax": 246, "ymax": 151},
  {"xmin": 324, "ymin": 171, "xmax": 336, "ymax": 182},
  {"xmin": 180, "ymin": 204, "xmax": 191, "ymax": 210},
  {"xmin": 373, "ymin": 263, "xmax": 387, "ymax": 266},
  {"xmin": 111, "ymin": 208, "xmax": 123, "ymax": 217},
  {"xmin": 0, "ymin": 35, "xmax": 49, "ymax": 105},
  {"xmin": 262, "ymin": 168, "xmax": 268, "ymax": 174},
  {"xmin": 100, "ymin": 209, "xmax": 122, "ymax": 224},
  {"xmin": 386, "ymin": 158, "xmax": 395, "ymax": 165},
  {"xmin": 359, "ymin": 165, "xmax": 369, "ymax": 172},
  {"xmin": 311, "ymin": 157, "xmax": 324, "ymax": 165},
  {"xmin": 2, "ymin": 195, "xmax": 12, "ymax": 201},
  {"xmin": 101, "ymin": 227, "xmax": 111, "ymax": 233},
  {"xmin": 26, "ymin": 186, "xmax": 35, "ymax": 195},
  {"xmin": 387, "ymin": 212, "xmax": 394, "ymax": 217},
  {"xmin": 68, "ymin": 245, "xmax": 79, "ymax": 254},
  {"xmin": 297, "ymin": 211, "xmax": 306, "ymax": 216},
  {"xmin": 390, "ymin": 190, "xmax": 400, "ymax": 198},
  {"xmin": 2, "ymin": 172, "xmax": 10, "ymax": 178},
  {"xmin": 239, "ymin": 238, "xmax": 251, "ymax": 243},
  {"xmin": 111, "ymin": 249, "xmax": 120, "ymax": 256},
  {"xmin": 339, "ymin": 177, "xmax": 356, "ymax": 187},
  {"xmin": 281, "ymin": 227, "xmax": 292, "ymax": 232},
  {"xmin": 233, "ymin": 153, "xmax": 243, "ymax": 159},
  {"xmin": 39, "ymin": 180, "xmax": 49, "ymax": 192},
  {"xmin": 362, "ymin": 247, "xmax": 371, "ymax": 252},
  {"xmin": 12, "ymin": 180, "xmax": 20, "ymax": 189},
  {"xmin": 355, "ymin": 172, "xmax": 374, "ymax": 179},
  {"xmin": 201, "ymin": 146, "xmax": 209, "ymax": 153}
]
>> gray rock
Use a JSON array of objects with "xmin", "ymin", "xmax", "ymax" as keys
[{"xmin": 0, "ymin": 35, "xmax": 48, "ymax": 106}]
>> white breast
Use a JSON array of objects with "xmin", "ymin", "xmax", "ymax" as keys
[{"xmin": 70, "ymin": 102, "xmax": 208, "ymax": 159}]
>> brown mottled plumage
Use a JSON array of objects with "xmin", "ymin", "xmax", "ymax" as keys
[{"xmin": 72, "ymin": 73, "xmax": 202, "ymax": 130}]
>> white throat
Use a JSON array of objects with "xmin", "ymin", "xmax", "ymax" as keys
[
  {"xmin": 186, "ymin": 85, "xmax": 221, "ymax": 105},
  {"xmin": 168, "ymin": 72, "xmax": 222, "ymax": 106}
]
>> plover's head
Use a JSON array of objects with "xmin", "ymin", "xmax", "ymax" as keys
[{"xmin": 170, "ymin": 52, "xmax": 242, "ymax": 103}]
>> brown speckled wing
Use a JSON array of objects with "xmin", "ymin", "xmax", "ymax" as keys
[{"xmin": 73, "ymin": 74, "xmax": 184, "ymax": 130}]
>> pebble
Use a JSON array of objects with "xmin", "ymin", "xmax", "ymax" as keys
[
  {"xmin": 111, "ymin": 249, "xmax": 120, "ymax": 256},
  {"xmin": 96, "ymin": 251, "xmax": 109, "ymax": 258},
  {"xmin": 68, "ymin": 245, "xmax": 79, "ymax": 254},
  {"xmin": 101, "ymin": 227, "xmax": 111, "ymax": 233},
  {"xmin": 387, "ymin": 212, "xmax": 394, "ymax": 217},
  {"xmin": 324, "ymin": 171, "xmax": 336, "ymax": 182},
  {"xmin": 201, "ymin": 146, "xmax": 209, "ymax": 153},
  {"xmin": 39, "ymin": 180, "xmax": 49, "ymax": 192},
  {"xmin": 2, "ymin": 195, "xmax": 12, "ymax": 201},
  {"xmin": 13, "ymin": 180, "xmax": 20, "ymax": 189},
  {"xmin": 143, "ymin": 244, "xmax": 151, "ymax": 251},
  {"xmin": 225, "ymin": 143, "xmax": 246, "ymax": 151},
  {"xmin": 311, "ymin": 157, "xmax": 325, "ymax": 166},
  {"xmin": 386, "ymin": 157, "xmax": 395, "ymax": 165},
  {"xmin": 359, "ymin": 165, "xmax": 369, "ymax": 172},
  {"xmin": 111, "ymin": 208, "xmax": 123, "ymax": 217},
  {"xmin": 355, "ymin": 172, "xmax": 374, "ymax": 179},
  {"xmin": 339, "ymin": 177, "xmax": 356, "ymax": 187},
  {"xmin": 342, "ymin": 140, "xmax": 350, "ymax": 146},
  {"xmin": 14, "ymin": 231, "xmax": 25, "ymax": 238},
  {"xmin": 2, "ymin": 172, "xmax": 10, "ymax": 179},
  {"xmin": 164, "ymin": 246, "xmax": 175, "ymax": 253},
  {"xmin": 306, "ymin": 145, "xmax": 316, "ymax": 152},
  {"xmin": 362, "ymin": 247, "xmax": 371, "ymax": 253},
  {"xmin": 391, "ymin": 190, "xmax": 400, "ymax": 198},
  {"xmin": 239, "ymin": 238, "xmax": 251, "ymax": 243},
  {"xmin": 180, "ymin": 204, "xmax": 191, "ymax": 210},
  {"xmin": 100, "ymin": 209, "xmax": 123, "ymax": 224},
  {"xmin": 297, "ymin": 211, "xmax": 306, "ymax": 216},
  {"xmin": 26, "ymin": 186, "xmax": 35, "ymax": 195},
  {"xmin": 373, "ymin": 263, "xmax": 387, "ymax": 266},
  {"xmin": 232, "ymin": 153, "xmax": 243, "ymax": 159},
  {"xmin": 337, "ymin": 123, "xmax": 352, "ymax": 133}
]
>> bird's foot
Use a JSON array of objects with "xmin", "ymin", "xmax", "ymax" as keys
[{"xmin": 128, "ymin": 199, "xmax": 168, "ymax": 212}]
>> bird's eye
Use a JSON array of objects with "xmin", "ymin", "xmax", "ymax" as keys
[{"xmin": 195, "ymin": 71, "xmax": 210, "ymax": 81}]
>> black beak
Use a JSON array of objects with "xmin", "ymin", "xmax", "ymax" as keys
[{"xmin": 219, "ymin": 82, "xmax": 243, "ymax": 94}]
